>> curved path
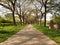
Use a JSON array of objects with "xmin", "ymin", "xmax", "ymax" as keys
[{"xmin": 0, "ymin": 25, "xmax": 57, "ymax": 45}]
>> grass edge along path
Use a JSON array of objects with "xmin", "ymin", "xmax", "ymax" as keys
[
  {"xmin": 33, "ymin": 24, "xmax": 60, "ymax": 45},
  {"xmin": 0, "ymin": 25, "xmax": 26, "ymax": 43}
]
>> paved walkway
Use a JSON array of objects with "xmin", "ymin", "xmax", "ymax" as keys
[{"xmin": 0, "ymin": 25, "xmax": 57, "ymax": 45}]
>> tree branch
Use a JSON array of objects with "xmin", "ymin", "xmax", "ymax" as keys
[{"xmin": 0, "ymin": 3, "xmax": 12, "ymax": 11}]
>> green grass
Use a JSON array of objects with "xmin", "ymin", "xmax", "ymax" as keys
[
  {"xmin": 0, "ymin": 25, "xmax": 26, "ymax": 43},
  {"xmin": 33, "ymin": 24, "xmax": 60, "ymax": 45}
]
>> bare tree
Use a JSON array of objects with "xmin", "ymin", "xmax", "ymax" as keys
[
  {"xmin": 33, "ymin": 0, "xmax": 43, "ymax": 25},
  {"xmin": 0, "ymin": 0, "xmax": 17, "ymax": 25},
  {"xmin": 37, "ymin": 0, "xmax": 55, "ymax": 27},
  {"xmin": 16, "ymin": 0, "xmax": 26, "ymax": 25}
]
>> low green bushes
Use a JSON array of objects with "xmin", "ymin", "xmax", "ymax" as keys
[{"xmin": 0, "ymin": 23, "xmax": 13, "ymax": 26}]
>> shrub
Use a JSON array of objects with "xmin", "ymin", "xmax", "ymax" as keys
[
  {"xmin": 1, "ymin": 20, "xmax": 12, "ymax": 23},
  {"xmin": 0, "ymin": 23, "xmax": 13, "ymax": 26}
]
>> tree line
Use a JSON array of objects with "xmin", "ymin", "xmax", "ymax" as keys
[{"xmin": 0, "ymin": 0, "xmax": 60, "ymax": 27}]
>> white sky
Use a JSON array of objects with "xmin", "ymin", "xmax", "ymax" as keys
[
  {"xmin": 46, "ymin": 13, "xmax": 52, "ymax": 20},
  {"xmin": 0, "ymin": 5, "xmax": 11, "ymax": 17}
]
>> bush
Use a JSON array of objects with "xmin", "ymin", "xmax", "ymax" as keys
[
  {"xmin": 1, "ymin": 20, "xmax": 12, "ymax": 23},
  {"xmin": 0, "ymin": 16, "xmax": 12, "ymax": 23},
  {"xmin": 0, "ymin": 16, "xmax": 4, "ymax": 23},
  {"xmin": 0, "ymin": 23, "xmax": 13, "ymax": 26},
  {"xmin": 52, "ymin": 14, "xmax": 60, "ymax": 24}
]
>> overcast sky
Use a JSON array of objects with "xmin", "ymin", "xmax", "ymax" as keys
[{"xmin": 0, "ymin": 5, "xmax": 11, "ymax": 16}]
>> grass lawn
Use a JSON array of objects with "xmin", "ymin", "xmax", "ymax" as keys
[
  {"xmin": 33, "ymin": 24, "xmax": 60, "ymax": 45},
  {"xmin": 0, "ymin": 25, "xmax": 26, "ymax": 43}
]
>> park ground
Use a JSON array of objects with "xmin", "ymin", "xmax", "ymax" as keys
[
  {"xmin": 0, "ymin": 25, "xmax": 57, "ymax": 45},
  {"xmin": 0, "ymin": 24, "xmax": 60, "ymax": 45}
]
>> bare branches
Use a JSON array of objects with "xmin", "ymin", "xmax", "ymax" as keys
[{"xmin": 0, "ymin": 3, "xmax": 12, "ymax": 11}]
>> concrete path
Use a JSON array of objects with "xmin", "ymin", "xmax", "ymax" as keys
[{"xmin": 0, "ymin": 25, "xmax": 57, "ymax": 45}]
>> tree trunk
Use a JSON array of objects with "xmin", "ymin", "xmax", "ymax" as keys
[
  {"xmin": 44, "ymin": 13, "xmax": 46, "ymax": 27},
  {"xmin": 40, "ymin": 19, "xmax": 42, "ymax": 26},
  {"xmin": 44, "ymin": 0, "xmax": 47, "ymax": 27},
  {"xmin": 12, "ymin": 11, "xmax": 16, "ymax": 26},
  {"xmin": 39, "ymin": 14, "xmax": 43, "ymax": 26},
  {"xmin": 22, "ymin": 15, "xmax": 24, "ymax": 24},
  {"xmin": 18, "ymin": 15, "xmax": 22, "ymax": 25},
  {"xmin": 12, "ymin": 0, "xmax": 17, "ymax": 26}
]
